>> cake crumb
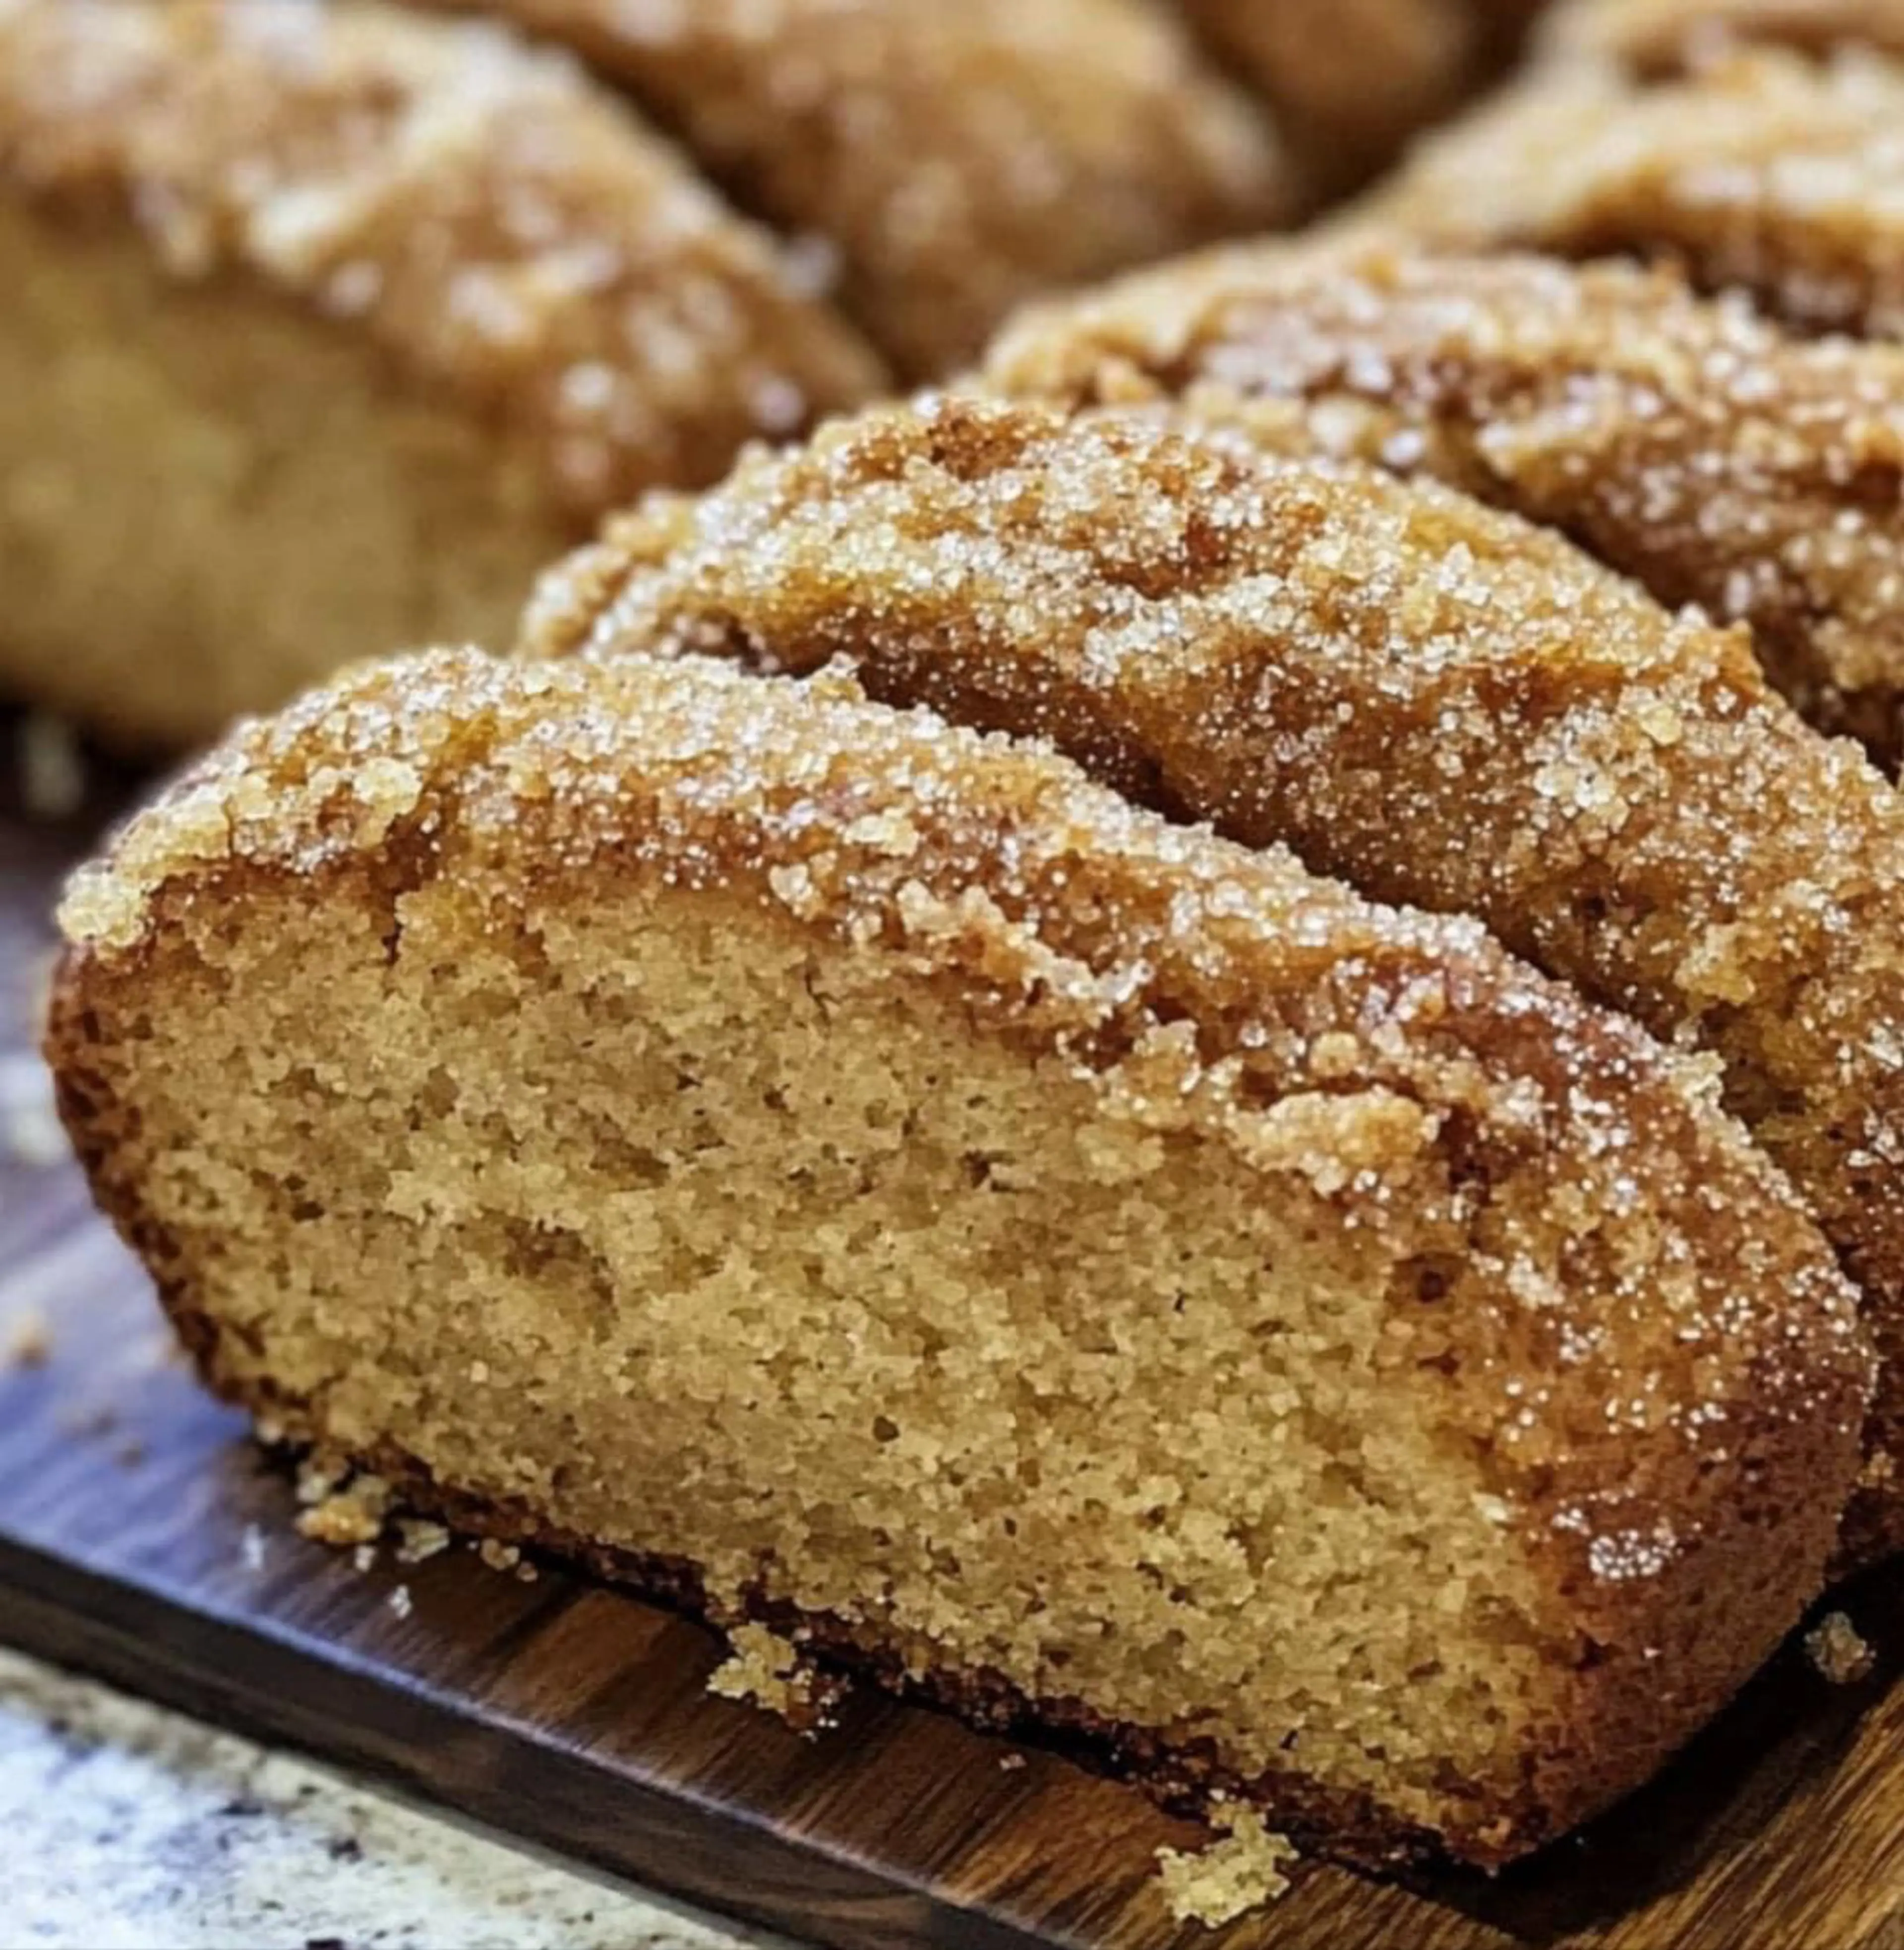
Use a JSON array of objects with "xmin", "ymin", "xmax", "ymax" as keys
[
  {"xmin": 388, "ymin": 1583, "xmax": 414, "ymax": 1620},
  {"xmin": 295, "ymin": 1456, "xmax": 345, "ymax": 1506},
  {"xmin": 394, "ymin": 1519, "xmax": 451, "ymax": 1565},
  {"xmin": 240, "ymin": 1523, "xmax": 267, "ymax": 1573},
  {"xmin": 1806, "ymin": 1611, "xmax": 1875, "ymax": 1685},
  {"xmin": 513, "ymin": 1560, "xmax": 540, "ymax": 1584},
  {"xmin": 351, "ymin": 1542, "xmax": 377, "ymax": 1574},
  {"xmin": 708, "ymin": 1623, "xmax": 845, "ymax": 1732},
  {"xmin": 1155, "ymin": 1808, "xmax": 1300, "ymax": 1929},
  {"xmin": 4, "ymin": 1308, "xmax": 50, "ymax": 1369},
  {"xmin": 477, "ymin": 1538, "xmax": 521, "ymax": 1574},
  {"xmin": 998, "ymin": 1752, "xmax": 1027, "ymax": 1772},
  {"xmin": 294, "ymin": 1471, "xmax": 391, "ymax": 1547}
]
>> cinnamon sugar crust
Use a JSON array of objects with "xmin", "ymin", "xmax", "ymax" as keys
[
  {"xmin": 1354, "ymin": 48, "xmax": 1904, "ymax": 347},
  {"xmin": 984, "ymin": 239, "xmax": 1904, "ymax": 765},
  {"xmin": 50, "ymin": 648, "xmax": 1868, "ymax": 1865},
  {"xmin": 524, "ymin": 394, "xmax": 1904, "ymax": 1563},
  {"xmin": 408, "ymin": 0, "xmax": 1289, "ymax": 379},
  {"xmin": 1541, "ymin": 0, "xmax": 1904, "ymax": 74}
]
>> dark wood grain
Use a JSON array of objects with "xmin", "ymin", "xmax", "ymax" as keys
[{"xmin": 3, "ymin": 743, "xmax": 1903, "ymax": 1950}]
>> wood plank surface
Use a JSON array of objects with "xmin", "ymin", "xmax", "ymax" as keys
[{"xmin": 2, "ymin": 735, "xmax": 1902, "ymax": 1950}]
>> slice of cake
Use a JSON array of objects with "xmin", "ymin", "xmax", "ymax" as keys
[
  {"xmin": 523, "ymin": 393, "xmax": 1904, "ymax": 1565},
  {"xmin": 50, "ymin": 647, "xmax": 1869, "ymax": 1868},
  {"xmin": 0, "ymin": 0, "xmax": 883, "ymax": 746}
]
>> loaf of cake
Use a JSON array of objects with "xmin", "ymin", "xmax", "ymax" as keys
[
  {"xmin": 404, "ymin": 0, "xmax": 1290, "ymax": 379},
  {"xmin": 984, "ymin": 238, "xmax": 1904, "ymax": 765},
  {"xmin": 49, "ymin": 646, "xmax": 1869, "ymax": 1868},
  {"xmin": 0, "ymin": 0, "xmax": 883, "ymax": 746},
  {"xmin": 525, "ymin": 394, "xmax": 1904, "ymax": 1566}
]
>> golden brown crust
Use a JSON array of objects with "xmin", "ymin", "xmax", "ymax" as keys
[
  {"xmin": 522, "ymin": 393, "xmax": 1904, "ymax": 1563},
  {"xmin": 1541, "ymin": 0, "xmax": 1904, "ymax": 73},
  {"xmin": 50, "ymin": 646, "xmax": 1869, "ymax": 1864},
  {"xmin": 1354, "ymin": 48, "xmax": 1904, "ymax": 348},
  {"xmin": 0, "ymin": 0, "xmax": 885, "ymax": 518},
  {"xmin": 984, "ymin": 238, "xmax": 1904, "ymax": 765},
  {"xmin": 406, "ymin": 0, "xmax": 1290, "ymax": 379},
  {"xmin": 1172, "ymin": 0, "xmax": 1481, "ymax": 197}
]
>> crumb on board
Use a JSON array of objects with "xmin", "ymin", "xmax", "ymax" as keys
[
  {"xmin": 476, "ymin": 1537, "xmax": 521, "ymax": 1574},
  {"xmin": 388, "ymin": 1583, "xmax": 414, "ymax": 1620},
  {"xmin": 1155, "ymin": 1807, "xmax": 1300, "ymax": 1929},
  {"xmin": 395, "ymin": 1519, "xmax": 451, "ymax": 1565},
  {"xmin": 707, "ymin": 1622, "xmax": 846, "ymax": 1732},
  {"xmin": 4, "ymin": 1307, "xmax": 51, "ymax": 1369},
  {"xmin": 240, "ymin": 1523, "xmax": 267, "ymax": 1573},
  {"xmin": 351, "ymin": 1542, "xmax": 377, "ymax": 1574},
  {"xmin": 998, "ymin": 1752, "xmax": 1028, "ymax": 1772},
  {"xmin": 1806, "ymin": 1611, "xmax": 1876, "ymax": 1685},
  {"xmin": 294, "ymin": 1469, "xmax": 391, "ymax": 1547}
]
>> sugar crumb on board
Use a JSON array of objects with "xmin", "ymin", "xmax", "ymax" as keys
[
  {"xmin": 1156, "ymin": 1805, "xmax": 1301, "ymax": 1929},
  {"xmin": 1806, "ymin": 1611, "xmax": 1876, "ymax": 1684}
]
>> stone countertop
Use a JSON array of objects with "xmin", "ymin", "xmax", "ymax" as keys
[{"xmin": 1, "ymin": 1645, "xmax": 795, "ymax": 1950}]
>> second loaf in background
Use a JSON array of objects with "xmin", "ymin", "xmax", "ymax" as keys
[{"xmin": 0, "ymin": 0, "xmax": 885, "ymax": 747}]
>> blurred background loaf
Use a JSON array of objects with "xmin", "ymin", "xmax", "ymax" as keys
[{"xmin": 0, "ymin": 0, "xmax": 1533, "ymax": 749}]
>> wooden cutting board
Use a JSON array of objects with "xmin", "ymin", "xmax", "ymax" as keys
[{"xmin": 4, "ymin": 743, "xmax": 1904, "ymax": 1950}]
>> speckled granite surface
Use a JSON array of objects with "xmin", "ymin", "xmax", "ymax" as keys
[{"xmin": 0, "ymin": 1646, "xmax": 793, "ymax": 1949}]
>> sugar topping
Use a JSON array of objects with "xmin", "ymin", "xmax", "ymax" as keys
[
  {"xmin": 1538, "ymin": 0, "xmax": 1904, "ymax": 76},
  {"xmin": 986, "ymin": 236, "xmax": 1904, "ymax": 762}
]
